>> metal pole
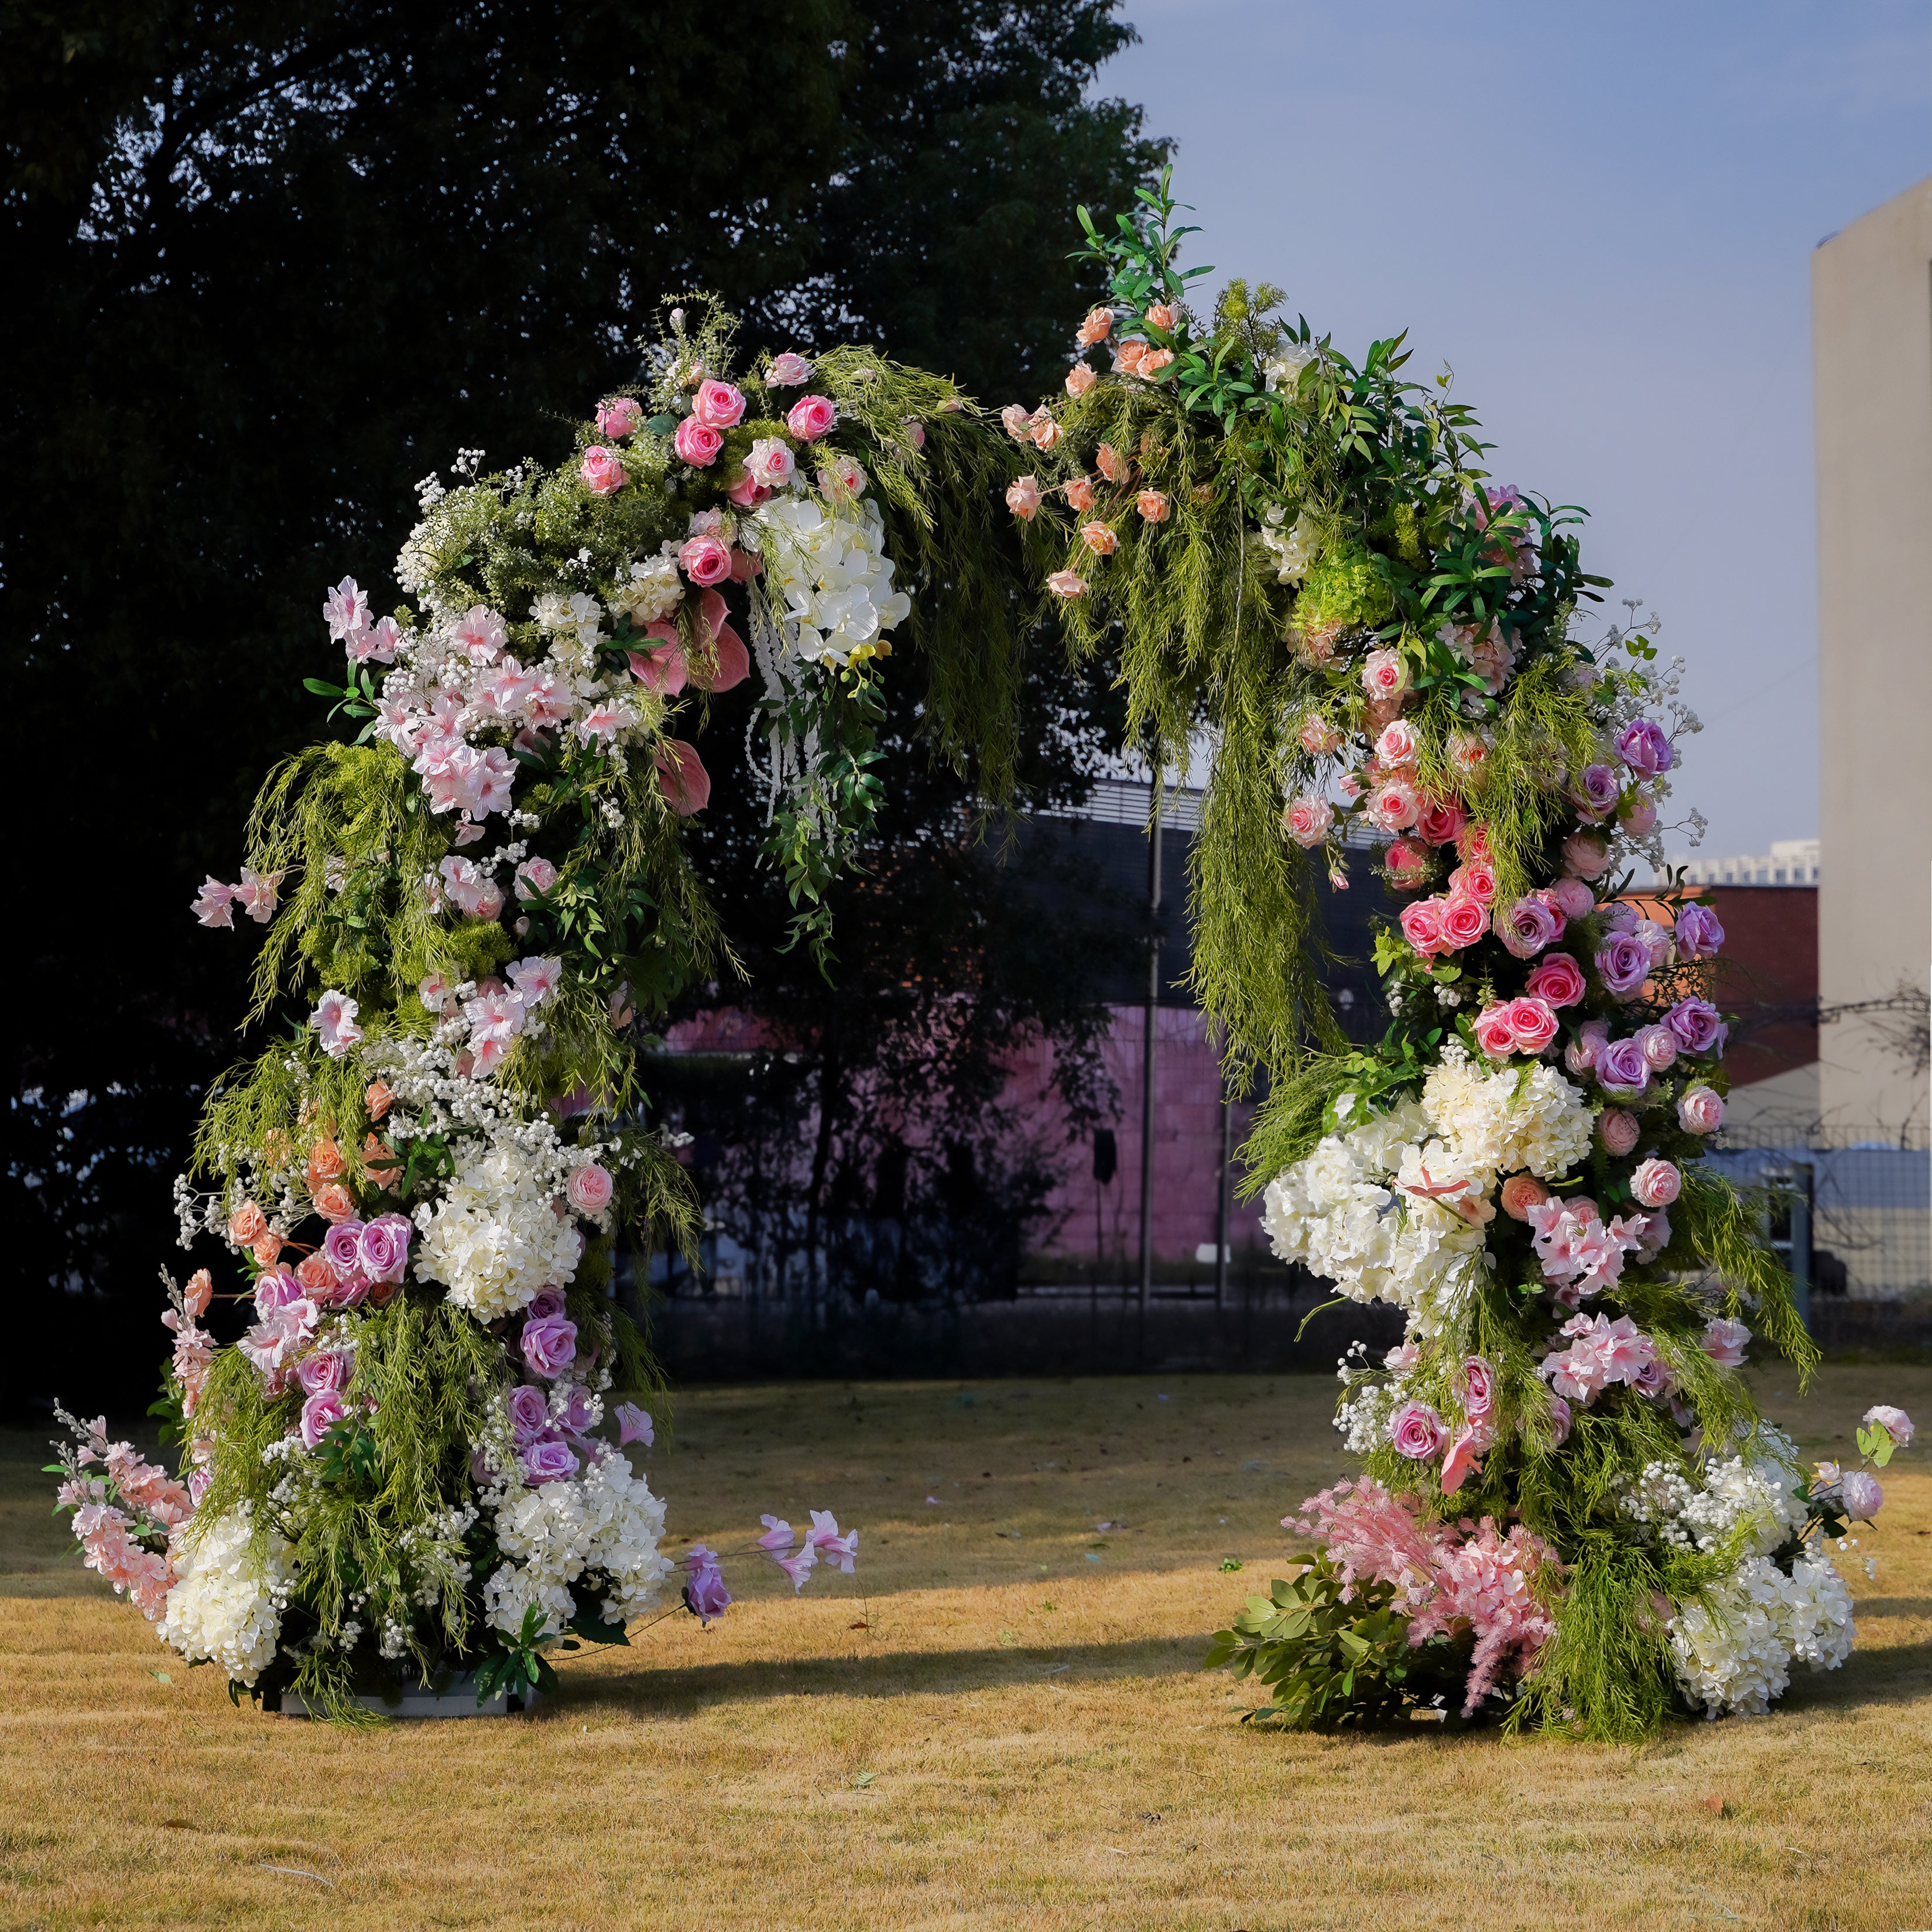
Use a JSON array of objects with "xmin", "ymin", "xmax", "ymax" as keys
[
  {"xmin": 1214, "ymin": 1068, "xmax": 1232, "ymax": 1310},
  {"xmin": 1139, "ymin": 758, "xmax": 1163, "ymax": 1356}
]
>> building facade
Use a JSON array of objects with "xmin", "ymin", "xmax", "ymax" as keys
[
  {"xmin": 1813, "ymin": 176, "xmax": 1932, "ymax": 1138},
  {"xmin": 1662, "ymin": 838, "xmax": 1819, "ymax": 888}
]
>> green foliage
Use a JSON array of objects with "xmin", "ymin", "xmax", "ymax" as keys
[{"xmin": 1206, "ymin": 1557, "xmax": 1467, "ymax": 1729}]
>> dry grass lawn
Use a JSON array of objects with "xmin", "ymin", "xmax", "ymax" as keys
[{"xmin": 5, "ymin": 1366, "xmax": 1932, "ymax": 1931}]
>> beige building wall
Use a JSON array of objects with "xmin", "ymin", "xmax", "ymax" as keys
[{"xmin": 1813, "ymin": 176, "xmax": 1932, "ymax": 1138}]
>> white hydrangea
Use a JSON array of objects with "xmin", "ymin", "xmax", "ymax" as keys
[
  {"xmin": 157, "ymin": 1507, "xmax": 293, "ymax": 1688},
  {"xmin": 1669, "ymin": 1550, "xmax": 1854, "ymax": 1717},
  {"xmin": 1260, "ymin": 505, "xmax": 1318, "ymax": 583},
  {"xmin": 484, "ymin": 1447, "xmax": 673, "ymax": 1640},
  {"xmin": 413, "ymin": 1127, "xmax": 582, "ymax": 1321},
  {"xmin": 607, "ymin": 554, "xmax": 683, "ymax": 625},
  {"xmin": 755, "ymin": 494, "xmax": 911, "ymax": 667},
  {"xmin": 1260, "ymin": 1098, "xmax": 1492, "ymax": 1335},
  {"xmin": 1420, "ymin": 1044, "xmax": 1593, "ymax": 1184}
]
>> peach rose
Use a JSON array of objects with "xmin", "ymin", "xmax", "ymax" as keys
[
  {"xmin": 1447, "ymin": 731, "xmax": 1489, "ymax": 777},
  {"xmin": 1096, "ymin": 443, "xmax": 1129, "ymax": 484},
  {"xmin": 1298, "ymin": 715, "xmax": 1343, "ymax": 756},
  {"xmin": 1005, "ymin": 475, "xmax": 1043, "ymax": 520},
  {"xmin": 252, "ymin": 1230, "xmax": 285, "ymax": 1268},
  {"xmin": 1080, "ymin": 521, "xmax": 1118, "ymax": 555},
  {"xmin": 313, "ymin": 1182, "xmax": 357, "ymax": 1224},
  {"xmin": 296, "ymin": 1253, "xmax": 336, "ymax": 1294},
  {"xmin": 1000, "ymin": 404, "xmax": 1032, "ymax": 440},
  {"xmin": 228, "ymin": 1202, "xmax": 266, "ymax": 1246},
  {"xmin": 1047, "ymin": 570, "xmax": 1087, "ymax": 599},
  {"xmin": 1065, "ymin": 475, "xmax": 1097, "ymax": 513},
  {"xmin": 363, "ymin": 1133, "xmax": 402, "ymax": 1188},
  {"xmin": 184, "ymin": 1269, "xmax": 214, "ymax": 1317},
  {"xmin": 1077, "ymin": 307, "xmax": 1114, "ymax": 346},
  {"xmin": 1145, "ymin": 302, "xmax": 1175, "ymax": 331},
  {"xmin": 1136, "ymin": 489, "xmax": 1170, "ymax": 523},
  {"xmin": 1139, "ymin": 347, "xmax": 1174, "ymax": 374},
  {"xmin": 364, "ymin": 1080, "xmax": 395, "ymax": 1122},
  {"xmin": 1115, "ymin": 339, "xmax": 1149, "ymax": 375},
  {"xmin": 307, "ymin": 1136, "xmax": 345, "ymax": 1183},
  {"xmin": 1065, "ymin": 363, "xmax": 1098, "ymax": 399},
  {"xmin": 1030, "ymin": 415, "xmax": 1063, "ymax": 453},
  {"xmin": 1499, "ymin": 1174, "xmax": 1550, "ymax": 1222}
]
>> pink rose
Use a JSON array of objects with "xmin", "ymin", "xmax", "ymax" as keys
[
  {"xmin": 1862, "ymin": 1404, "xmax": 1914, "ymax": 1448},
  {"xmin": 358, "ymin": 1211, "xmax": 414, "ymax": 1284},
  {"xmin": 1376, "ymin": 720, "xmax": 1420, "ymax": 768},
  {"xmin": 1547, "ymin": 1393, "xmax": 1573, "ymax": 1448},
  {"xmin": 1299, "ymin": 716, "xmax": 1343, "ymax": 756},
  {"xmin": 1548, "ymin": 877, "xmax": 1595, "ymax": 921},
  {"xmin": 1505, "ymin": 996, "xmax": 1559, "ymax": 1056},
  {"xmin": 1361, "ymin": 648, "xmax": 1407, "ymax": 703},
  {"xmin": 785, "ymin": 395, "xmax": 837, "ymax": 440},
  {"xmin": 693, "ymin": 379, "xmax": 746, "ymax": 429},
  {"xmin": 1565, "ymin": 1017, "xmax": 1611, "ymax": 1075},
  {"xmin": 1447, "ymin": 731, "xmax": 1489, "ymax": 778},
  {"xmin": 1005, "ymin": 475, "xmax": 1043, "ymax": 520},
  {"xmin": 1383, "ymin": 840, "xmax": 1429, "ymax": 890},
  {"xmin": 1630, "ymin": 1157, "xmax": 1681, "ymax": 1210},
  {"xmin": 515, "ymin": 856, "xmax": 559, "ymax": 902},
  {"xmin": 1621, "ymin": 790, "xmax": 1658, "ymax": 835},
  {"xmin": 1285, "ymin": 794, "xmax": 1334, "ymax": 848},
  {"xmin": 745, "ymin": 436, "xmax": 796, "ymax": 489},
  {"xmin": 1458, "ymin": 1356, "xmax": 1498, "ymax": 1423},
  {"xmin": 1841, "ymin": 1470, "xmax": 1884, "ymax": 1520},
  {"xmin": 678, "ymin": 535, "xmax": 733, "ymax": 586},
  {"xmin": 1000, "ymin": 404, "xmax": 1032, "ymax": 440},
  {"xmin": 1597, "ymin": 1108, "xmax": 1640, "ymax": 1155},
  {"xmin": 1677, "ymin": 1085, "xmax": 1725, "ymax": 1135},
  {"xmin": 1447, "ymin": 858, "xmax": 1496, "ymax": 906},
  {"xmin": 1047, "ymin": 570, "xmax": 1087, "ymax": 599},
  {"xmin": 1472, "ymin": 1003, "xmax": 1520, "ymax": 1059},
  {"xmin": 1389, "ymin": 1401, "xmax": 1446, "ymax": 1461},
  {"xmin": 655, "ymin": 740, "xmax": 711, "ymax": 816},
  {"xmin": 1500, "ymin": 1174, "xmax": 1550, "ymax": 1221},
  {"xmin": 1561, "ymin": 830, "xmax": 1609, "ymax": 881},
  {"xmin": 1439, "ymin": 894, "xmax": 1490, "ymax": 951},
  {"xmin": 567, "ymin": 1163, "xmax": 614, "ymax": 1214},
  {"xmin": 580, "ymin": 446, "xmax": 627, "ymax": 496},
  {"xmin": 595, "ymin": 396, "xmax": 643, "ymax": 440},
  {"xmin": 766, "ymin": 351, "xmax": 813, "ymax": 386},
  {"xmin": 1416, "ymin": 796, "xmax": 1465, "ymax": 847},
  {"xmin": 1525, "ymin": 953, "xmax": 1586, "ymax": 1009},
  {"xmin": 1065, "ymin": 362, "xmax": 1098, "ymax": 398},
  {"xmin": 1635, "ymin": 1023, "xmax": 1678, "ymax": 1071},
  {"xmin": 1701, "ymin": 1317, "xmax": 1750, "ymax": 1368},
  {"xmin": 1366, "ymin": 777, "xmax": 1421, "ymax": 831},
  {"xmin": 1399, "ymin": 898, "xmax": 1446, "ymax": 956},
  {"xmin": 673, "ymin": 416, "xmax": 724, "ymax": 467}
]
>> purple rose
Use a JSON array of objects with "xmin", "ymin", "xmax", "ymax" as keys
[
  {"xmin": 1615, "ymin": 718, "xmax": 1673, "ymax": 776},
  {"xmin": 300, "ymin": 1389, "xmax": 350, "ymax": 1450},
  {"xmin": 555, "ymin": 1385, "xmax": 597, "ymax": 1438},
  {"xmin": 1676, "ymin": 903, "xmax": 1724, "ymax": 961},
  {"xmin": 520, "ymin": 1313, "xmax": 578, "ymax": 1381},
  {"xmin": 519, "ymin": 1429, "xmax": 580, "ymax": 1485},
  {"xmin": 1498, "ymin": 895, "xmax": 1561, "ymax": 960},
  {"xmin": 1664, "ymin": 996, "xmax": 1728, "ymax": 1057},
  {"xmin": 1632, "ymin": 1354, "xmax": 1673, "ymax": 1399},
  {"xmin": 357, "ymin": 1211, "xmax": 413, "ymax": 1284},
  {"xmin": 684, "ymin": 1545, "xmax": 732, "ymax": 1624},
  {"xmin": 1595, "ymin": 933, "xmax": 1652, "ymax": 999},
  {"xmin": 1574, "ymin": 764, "xmax": 1620, "ymax": 819},
  {"xmin": 1595, "ymin": 1036, "xmax": 1652, "ymax": 1097},
  {"xmin": 1458, "ymin": 1356, "xmax": 1497, "ymax": 1422},
  {"xmin": 254, "ymin": 1269, "xmax": 303, "ymax": 1316},
  {"xmin": 506, "ymin": 1383, "xmax": 549, "ymax": 1441},
  {"xmin": 1547, "ymin": 1393, "xmax": 1572, "ymax": 1447},
  {"xmin": 323, "ymin": 1218, "xmax": 368, "ymax": 1282},
  {"xmin": 526, "ymin": 1286, "xmax": 567, "ymax": 1321}
]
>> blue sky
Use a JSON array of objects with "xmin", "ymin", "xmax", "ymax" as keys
[{"xmin": 1101, "ymin": 0, "xmax": 1931, "ymax": 858}]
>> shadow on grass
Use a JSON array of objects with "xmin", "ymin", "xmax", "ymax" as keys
[{"xmin": 549, "ymin": 1630, "xmax": 1221, "ymax": 1714}]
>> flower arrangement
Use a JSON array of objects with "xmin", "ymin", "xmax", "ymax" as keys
[
  {"xmin": 45, "ymin": 296, "xmax": 1030, "ymax": 1718},
  {"xmin": 998, "ymin": 174, "xmax": 1905, "ymax": 1735}
]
